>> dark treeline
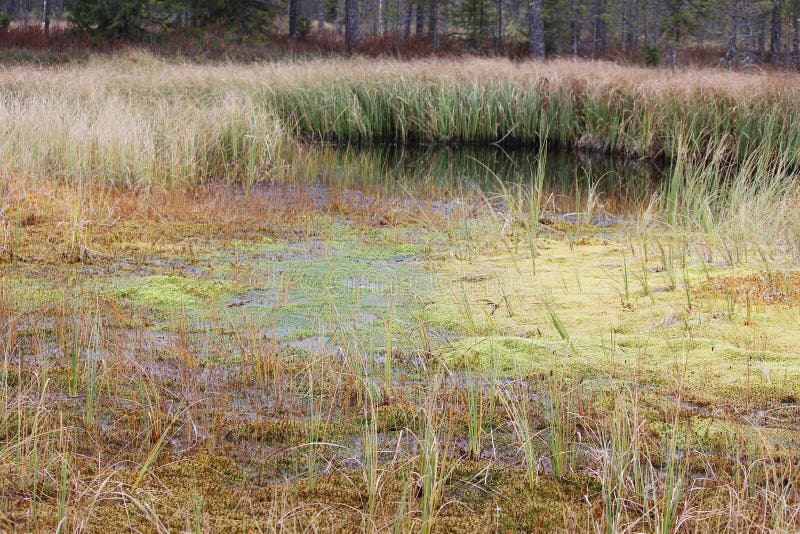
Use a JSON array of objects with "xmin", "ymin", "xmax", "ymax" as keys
[{"xmin": 2, "ymin": 0, "xmax": 800, "ymax": 67}]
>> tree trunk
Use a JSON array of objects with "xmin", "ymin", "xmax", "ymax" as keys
[
  {"xmin": 593, "ymin": 0, "xmax": 606, "ymax": 58},
  {"xmin": 403, "ymin": 0, "xmax": 412, "ymax": 40},
  {"xmin": 415, "ymin": 1, "xmax": 424, "ymax": 36},
  {"xmin": 621, "ymin": 0, "xmax": 628, "ymax": 54},
  {"xmin": 497, "ymin": 0, "xmax": 503, "ymax": 54},
  {"xmin": 289, "ymin": 0, "xmax": 298, "ymax": 41},
  {"xmin": 414, "ymin": 0, "xmax": 425, "ymax": 39},
  {"xmin": 570, "ymin": 0, "xmax": 579, "ymax": 57},
  {"xmin": 528, "ymin": 0, "xmax": 545, "ymax": 58},
  {"xmin": 643, "ymin": 0, "xmax": 648, "ymax": 44},
  {"xmin": 770, "ymin": 0, "xmax": 783, "ymax": 61},
  {"xmin": 793, "ymin": 0, "xmax": 800, "ymax": 65},
  {"xmin": 428, "ymin": 0, "xmax": 438, "ymax": 49},
  {"xmin": 726, "ymin": 0, "xmax": 739, "ymax": 67},
  {"xmin": 757, "ymin": 11, "xmax": 767, "ymax": 59},
  {"xmin": 743, "ymin": 2, "xmax": 754, "ymax": 63},
  {"xmin": 345, "ymin": 0, "xmax": 360, "ymax": 50},
  {"xmin": 625, "ymin": 0, "xmax": 637, "ymax": 53},
  {"xmin": 318, "ymin": 0, "xmax": 325, "ymax": 32},
  {"xmin": 652, "ymin": 0, "xmax": 661, "ymax": 45},
  {"xmin": 42, "ymin": 0, "xmax": 49, "ymax": 35},
  {"xmin": 480, "ymin": 0, "xmax": 485, "ymax": 42}
]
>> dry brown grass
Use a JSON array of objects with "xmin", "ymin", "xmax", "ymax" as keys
[
  {"xmin": 6, "ymin": 51, "xmax": 795, "ymax": 95},
  {"xmin": 0, "ymin": 174, "xmax": 450, "ymax": 266},
  {"xmin": 696, "ymin": 271, "xmax": 800, "ymax": 306}
]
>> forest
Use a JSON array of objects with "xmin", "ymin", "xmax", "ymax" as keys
[{"xmin": 1, "ymin": 0, "xmax": 800, "ymax": 66}]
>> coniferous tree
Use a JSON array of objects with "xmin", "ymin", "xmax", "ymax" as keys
[
  {"xmin": 770, "ymin": 0, "xmax": 782, "ymax": 61},
  {"xmin": 592, "ymin": 0, "xmax": 607, "ymax": 57},
  {"xmin": 289, "ymin": 0, "xmax": 298, "ymax": 39},
  {"xmin": 43, "ymin": 0, "xmax": 51, "ymax": 34},
  {"xmin": 428, "ymin": 0, "xmax": 438, "ymax": 48},
  {"xmin": 403, "ymin": 0, "xmax": 412, "ymax": 38},
  {"xmin": 454, "ymin": 0, "xmax": 495, "ymax": 45},
  {"xmin": 793, "ymin": 0, "xmax": 800, "ymax": 64},
  {"xmin": 14, "ymin": 0, "xmax": 794, "ymax": 67},
  {"xmin": 345, "ymin": 0, "xmax": 359, "ymax": 48},
  {"xmin": 726, "ymin": 0, "xmax": 740, "ymax": 67},
  {"xmin": 529, "ymin": 0, "xmax": 544, "ymax": 56},
  {"xmin": 67, "ymin": 0, "xmax": 280, "ymax": 37},
  {"xmin": 661, "ymin": 0, "xmax": 708, "ymax": 66}
]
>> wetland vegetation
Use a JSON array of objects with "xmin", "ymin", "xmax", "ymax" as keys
[{"xmin": 1, "ymin": 54, "xmax": 800, "ymax": 532}]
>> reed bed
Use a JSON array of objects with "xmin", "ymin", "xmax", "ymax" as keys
[
  {"xmin": 2, "ymin": 51, "xmax": 800, "ymax": 189},
  {"xmin": 270, "ymin": 74, "xmax": 800, "ymax": 162}
]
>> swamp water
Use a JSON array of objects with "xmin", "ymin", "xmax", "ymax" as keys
[
  {"xmin": 94, "ymin": 145, "xmax": 666, "ymax": 363},
  {"xmin": 287, "ymin": 143, "xmax": 664, "ymax": 210}
]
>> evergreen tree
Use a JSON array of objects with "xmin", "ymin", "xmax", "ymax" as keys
[
  {"xmin": 661, "ymin": 0, "xmax": 708, "ymax": 65},
  {"xmin": 453, "ymin": 0, "xmax": 496, "ymax": 45},
  {"xmin": 66, "ymin": 0, "xmax": 279, "ymax": 37}
]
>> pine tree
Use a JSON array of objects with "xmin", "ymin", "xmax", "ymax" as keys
[
  {"xmin": 454, "ymin": 0, "xmax": 496, "ymax": 45},
  {"xmin": 345, "ymin": 0, "xmax": 360, "ymax": 49},
  {"xmin": 529, "ymin": 0, "xmax": 544, "ymax": 57}
]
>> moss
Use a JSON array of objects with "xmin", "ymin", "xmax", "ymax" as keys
[
  {"xmin": 150, "ymin": 453, "xmax": 247, "ymax": 519},
  {"xmin": 422, "ymin": 233, "xmax": 800, "ymax": 409},
  {"xmin": 330, "ymin": 238, "xmax": 419, "ymax": 260},
  {"xmin": 327, "ymin": 226, "xmax": 423, "ymax": 260},
  {"xmin": 6, "ymin": 166, "xmax": 800, "ymax": 532},
  {"xmin": 224, "ymin": 418, "xmax": 313, "ymax": 443},
  {"xmin": 229, "ymin": 236, "xmax": 288, "ymax": 254},
  {"xmin": 112, "ymin": 274, "xmax": 236, "ymax": 308},
  {"xmin": 488, "ymin": 467, "xmax": 591, "ymax": 532},
  {"xmin": 372, "ymin": 401, "xmax": 419, "ymax": 431},
  {"xmin": 440, "ymin": 335, "xmax": 553, "ymax": 373},
  {"xmin": 650, "ymin": 414, "xmax": 796, "ymax": 456},
  {"xmin": 695, "ymin": 271, "xmax": 800, "ymax": 306},
  {"xmin": 0, "ymin": 274, "xmax": 64, "ymax": 308}
]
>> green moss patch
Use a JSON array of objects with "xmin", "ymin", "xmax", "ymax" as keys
[
  {"xmin": 112, "ymin": 275, "xmax": 236, "ymax": 308},
  {"xmin": 440, "ymin": 335, "xmax": 553, "ymax": 373},
  {"xmin": 228, "ymin": 236, "xmax": 288, "ymax": 254},
  {"xmin": 0, "ymin": 274, "xmax": 64, "ymax": 308}
]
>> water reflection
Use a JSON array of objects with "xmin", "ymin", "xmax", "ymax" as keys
[{"xmin": 287, "ymin": 143, "xmax": 665, "ymax": 214}]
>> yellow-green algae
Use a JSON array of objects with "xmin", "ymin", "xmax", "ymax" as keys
[
  {"xmin": 427, "ymin": 234, "xmax": 800, "ymax": 410},
  {"xmin": 0, "ymin": 274, "xmax": 64, "ymax": 308},
  {"xmin": 440, "ymin": 335, "xmax": 553, "ymax": 373},
  {"xmin": 228, "ymin": 236, "xmax": 288, "ymax": 254},
  {"xmin": 112, "ymin": 274, "xmax": 237, "ymax": 308}
]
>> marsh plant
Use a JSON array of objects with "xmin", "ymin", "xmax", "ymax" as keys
[{"xmin": 0, "ymin": 54, "xmax": 799, "ymax": 533}]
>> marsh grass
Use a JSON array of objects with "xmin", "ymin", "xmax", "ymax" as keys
[
  {"xmin": 1, "ymin": 53, "xmax": 800, "ymax": 533},
  {"xmin": 269, "ymin": 65, "xmax": 800, "ymax": 167},
  {"xmin": 2, "ymin": 53, "xmax": 800, "ymax": 192},
  {"xmin": 465, "ymin": 371, "xmax": 483, "ymax": 460},
  {"xmin": 1, "ymin": 175, "xmax": 799, "ymax": 530},
  {"xmin": 541, "ymin": 372, "xmax": 577, "ymax": 480}
]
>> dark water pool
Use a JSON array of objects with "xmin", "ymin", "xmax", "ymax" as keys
[{"xmin": 287, "ymin": 143, "xmax": 666, "ymax": 213}]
